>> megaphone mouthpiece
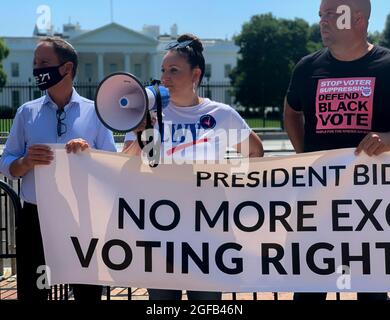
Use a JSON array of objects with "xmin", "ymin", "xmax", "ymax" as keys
[{"xmin": 145, "ymin": 85, "xmax": 170, "ymax": 111}]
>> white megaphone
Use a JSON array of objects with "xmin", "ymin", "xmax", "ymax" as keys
[{"xmin": 94, "ymin": 72, "xmax": 169, "ymax": 132}]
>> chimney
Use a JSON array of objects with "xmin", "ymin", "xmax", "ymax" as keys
[{"xmin": 170, "ymin": 24, "xmax": 178, "ymax": 38}]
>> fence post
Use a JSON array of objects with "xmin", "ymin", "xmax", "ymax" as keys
[
  {"xmin": 6, "ymin": 179, "xmax": 17, "ymax": 275},
  {"xmin": 28, "ymin": 78, "xmax": 33, "ymax": 101},
  {"xmin": 89, "ymin": 79, "xmax": 93, "ymax": 100},
  {"xmin": 7, "ymin": 189, "xmax": 16, "ymax": 275},
  {"xmin": 262, "ymin": 106, "xmax": 266, "ymax": 127}
]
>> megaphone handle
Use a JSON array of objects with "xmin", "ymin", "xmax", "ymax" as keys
[
  {"xmin": 136, "ymin": 131, "xmax": 146, "ymax": 149},
  {"xmin": 137, "ymin": 111, "xmax": 159, "ymax": 167},
  {"xmin": 154, "ymin": 83, "xmax": 164, "ymax": 142},
  {"xmin": 136, "ymin": 81, "xmax": 163, "ymax": 168},
  {"xmin": 136, "ymin": 110, "xmax": 153, "ymax": 149}
]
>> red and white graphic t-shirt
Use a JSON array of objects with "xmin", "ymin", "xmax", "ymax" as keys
[{"xmin": 125, "ymin": 98, "xmax": 251, "ymax": 162}]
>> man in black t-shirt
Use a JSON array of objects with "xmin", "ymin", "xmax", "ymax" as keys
[
  {"xmin": 284, "ymin": 0, "xmax": 390, "ymax": 300},
  {"xmin": 286, "ymin": 45, "xmax": 390, "ymax": 153}
]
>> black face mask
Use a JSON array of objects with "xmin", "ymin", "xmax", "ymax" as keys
[{"xmin": 33, "ymin": 62, "xmax": 67, "ymax": 91}]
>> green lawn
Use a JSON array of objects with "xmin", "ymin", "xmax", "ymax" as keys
[
  {"xmin": 245, "ymin": 118, "xmax": 282, "ymax": 129},
  {"xmin": 0, "ymin": 119, "xmax": 12, "ymax": 133}
]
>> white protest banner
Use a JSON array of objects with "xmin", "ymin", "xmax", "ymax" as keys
[{"xmin": 35, "ymin": 146, "xmax": 390, "ymax": 292}]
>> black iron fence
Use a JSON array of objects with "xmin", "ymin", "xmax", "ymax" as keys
[
  {"xmin": 0, "ymin": 178, "xmax": 19, "ymax": 300},
  {"xmin": 0, "ymin": 82, "xmax": 283, "ymax": 132}
]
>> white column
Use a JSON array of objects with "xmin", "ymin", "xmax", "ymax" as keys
[
  {"xmin": 124, "ymin": 53, "xmax": 131, "ymax": 73},
  {"xmin": 97, "ymin": 53, "xmax": 104, "ymax": 80},
  {"xmin": 150, "ymin": 53, "xmax": 159, "ymax": 80}
]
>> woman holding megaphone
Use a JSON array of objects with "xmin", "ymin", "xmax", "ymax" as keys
[{"xmin": 123, "ymin": 34, "xmax": 264, "ymax": 300}]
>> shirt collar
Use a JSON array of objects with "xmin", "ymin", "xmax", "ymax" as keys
[{"xmin": 43, "ymin": 87, "xmax": 82, "ymax": 110}]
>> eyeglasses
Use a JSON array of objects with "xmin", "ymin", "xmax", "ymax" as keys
[
  {"xmin": 56, "ymin": 109, "xmax": 67, "ymax": 137},
  {"xmin": 165, "ymin": 39, "xmax": 194, "ymax": 50}
]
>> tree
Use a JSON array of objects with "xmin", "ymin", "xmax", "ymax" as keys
[
  {"xmin": 230, "ymin": 14, "xmax": 311, "ymax": 111},
  {"xmin": 380, "ymin": 13, "xmax": 390, "ymax": 48},
  {"xmin": 308, "ymin": 23, "xmax": 323, "ymax": 52},
  {"xmin": 0, "ymin": 38, "xmax": 9, "ymax": 88},
  {"xmin": 368, "ymin": 31, "xmax": 383, "ymax": 45}
]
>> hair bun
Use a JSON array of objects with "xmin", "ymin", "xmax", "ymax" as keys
[{"xmin": 177, "ymin": 33, "xmax": 203, "ymax": 53}]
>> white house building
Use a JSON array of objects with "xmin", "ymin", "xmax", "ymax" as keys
[{"xmin": 1, "ymin": 22, "xmax": 238, "ymax": 109}]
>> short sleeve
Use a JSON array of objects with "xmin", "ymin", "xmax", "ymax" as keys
[
  {"xmin": 286, "ymin": 59, "xmax": 307, "ymax": 112},
  {"xmin": 228, "ymin": 108, "xmax": 251, "ymax": 147}
]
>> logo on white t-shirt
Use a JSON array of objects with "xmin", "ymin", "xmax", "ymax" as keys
[{"xmin": 199, "ymin": 115, "xmax": 216, "ymax": 129}]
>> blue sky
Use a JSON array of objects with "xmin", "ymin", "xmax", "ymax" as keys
[{"xmin": 1, "ymin": 0, "xmax": 390, "ymax": 39}]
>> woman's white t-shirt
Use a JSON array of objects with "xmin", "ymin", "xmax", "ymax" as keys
[{"xmin": 125, "ymin": 98, "xmax": 251, "ymax": 163}]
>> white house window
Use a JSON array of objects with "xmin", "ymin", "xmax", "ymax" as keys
[
  {"xmin": 109, "ymin": 63, "xmax": 118, "ymax": 73},
  {"xmin": 224, "ymin": 64, "xmax": 232, "ymax": 78},
  {"xmin": 134, "ymin": 64, "xmax": 142, "ymax": 78},
  {"xmin": 85, "ymin": 63, "xmax": 93, "ymax": 80},
  {"xmin": 11, "ymin": 63, "xmax": 19, "ymax": 78}
]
